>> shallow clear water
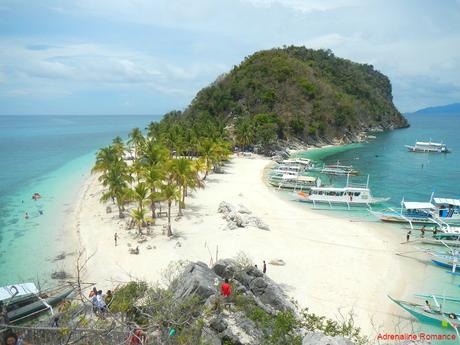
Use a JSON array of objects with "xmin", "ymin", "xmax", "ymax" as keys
[{"xmin": 0, "ymin": 115, "xmax": 159, "ymax": 285}]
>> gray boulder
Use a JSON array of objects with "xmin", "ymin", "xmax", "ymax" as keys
[
  {"xmin": 213, "ymin": 259, "xmax": 238, "ymax": 279},
  {"xmin": 238, "ymin": 204, "xmax": 252, "ymax": 214},
  {"xmin": 170, "ymin": 262, "xmax": 219, "ymax": 300},
  {"xmin": 303, "ymin": 332, "xmax": 354, "ymax": 345},
  {"xmin": 247, "ymin": 216, "xmax": 270, "ymax": 230},
  {"xmin": 249, "ymin": 277, "xmax": 268, "ymax": 296},
  {"xmin": 201, "ymin": 327, "xmax": 222, "ymax": 345},
  {"xmin": 210, "ymin": 316, "xmax": 228, "ymax": 333},
  {"xmin": 221, "ymin": 311, "xmax": 264, "ymax": 345},
  {"xmin": 218, "ymin": 201, "xmax": 236, "ymax": 216},
  {"xmin": 227, "ymin": 211, "xmax": 247, "ymax": 227}
]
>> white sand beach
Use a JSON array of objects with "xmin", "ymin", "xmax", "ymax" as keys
[{"xmin": 69, "ymin": 155, "xmax": 430, "ymax": 337}]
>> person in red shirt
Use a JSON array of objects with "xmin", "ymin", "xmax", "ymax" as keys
[
  {"xmin": 220, "ymin": 278, "xmax": 231, "ymax": 309},
  {"xmin": 128, "ymin": 328, "xmax": 145, "ymax": 344}
]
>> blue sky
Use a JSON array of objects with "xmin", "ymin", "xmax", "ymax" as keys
[{"xmin": 0, "ymin": 0, "xmax": 459, "ymax": 114}]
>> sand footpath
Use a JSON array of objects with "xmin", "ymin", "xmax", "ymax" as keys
[{"xmin": 69, "ymin": 155, "xmax": 429, "ymax": 336}]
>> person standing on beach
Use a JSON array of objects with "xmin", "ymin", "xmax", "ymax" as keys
[
  {"xmin": 263, "ymin": 260, "xmax": 267, "ymax": 274},
  {"xmin": 406, "ymin": 230, "xmax": 411, "ymax": 242},
  {"xmin": 114, "ymin": 233, "xmax": 118, "ymax": 246},
  {"xmin": 421, "ymin": 226, "xmax": 425, "ymax": 238},
  {"xmin": 221, "ymin": 279, "xmax": 232, "ymax": 309}
]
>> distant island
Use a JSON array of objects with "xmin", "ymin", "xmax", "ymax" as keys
[
  {"xmin": 409, "ymin": 102, "xmax": 460, "ymax": 115},
  {"xmin": 159, "ymin": 46, "xmax": 408, "ymax": 152}
]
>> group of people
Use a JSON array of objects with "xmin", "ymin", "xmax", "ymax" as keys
[
  {"xmin": 89, "ymin": 287, "xmax": 113, "ymax": 314},
  {"xmin": 2, "ymin": 331, "xmax": 33, "ymax": 345}
]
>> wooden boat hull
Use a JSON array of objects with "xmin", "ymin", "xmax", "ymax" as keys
[{"xmin": 8, "ymin": 287, "xmax": 74, "ymax": 323}]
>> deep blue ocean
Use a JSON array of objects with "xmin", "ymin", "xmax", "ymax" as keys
[{"xmin": 0, "ymin": 115, "xmax": 160, "ymax": 285}]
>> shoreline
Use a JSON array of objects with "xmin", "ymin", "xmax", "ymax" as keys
[{"xmin": 67, "ymin": 153, "xmax": 439, "ymax": 337}]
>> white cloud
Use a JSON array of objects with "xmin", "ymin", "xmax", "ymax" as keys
[{"xmin": 243, "ymin": 0, "xmax": 362, "ymax": 12}]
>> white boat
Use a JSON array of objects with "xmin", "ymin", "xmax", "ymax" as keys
[
  {"xmin": 270, "ymin": 165, "xmax": 305, "ymax": 175},
  {"xmin": 268, "ymin": 174, "xmax": 321, "ymax": 190},
  {"xmin": 295, "ymin": 175, "xmax": 389, "ymax": 208},
  {"xmin": 371, "ymin": 196, "xmax": 460, "ymax": 226},
  {"xmin": 405, "ymin": 140, "xmax": 450, "ymax": 153},
  {"xmin": 308, "ymin": 161, "xmax": 358, "ymax": 176}
]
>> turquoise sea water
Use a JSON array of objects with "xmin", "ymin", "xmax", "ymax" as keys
[
  {"xmin": 303, "ymin": 113, "xmax": 460, "ymax": 206},
  {"xmin": 0, "ymin": 115, "xmax": 159, "ymax": 285},
  {"xmin": 296, "ymin": 112, "xmax": 460, "ymax": 341}
]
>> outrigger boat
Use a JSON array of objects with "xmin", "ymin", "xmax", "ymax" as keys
[
  {"xmin": 420, "ymin": 230, "xmax": 460, "ymax": 247},
  {"xmin": 430, "ymin": 252, "xmax": 460, "ymax": 272},
  {"xmin": 268, "ymin": 174, "xmax": 320, "ymax": 190},
  {"xmin": 389, "ymin": 295, "xmax": 460, "ymax": 329},
  {"xmin": 371, "ymin": 195, "xmax": 460, "ymax": 227},
  {"xmin": 295, "ymin": 174, "xmax": 389, "ymax": 209},
  {"xmin": 0, "ymin": 283, "xmax": 74, "ymax": 323},
  {"xmin": 308, "ymin": 161, "xmax": 358, "ymax": 176},
  {"xmin": 405, "ymin": 140, "xmax": 450, "ymax": 153}
]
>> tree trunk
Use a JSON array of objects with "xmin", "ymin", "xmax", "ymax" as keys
[
  {"xmin": 151, "ymin": 188, "xmax": 156, "ymax": 219},
  {"xmin": 138, "ymin": 223, "xmax": 142, "ymax": 235},
  {"xmin": 151, "ymin": 201, "xmax": 156, "ymax": 219},
  {"xmin": 178, "ymin": 185, "xmax": 185, "ymax": 216},
  {"xmin": 167, "ymin": 201, "xmax": 173, "ymax": 237}
]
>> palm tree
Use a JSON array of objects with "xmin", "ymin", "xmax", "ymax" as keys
[
  {"xmin": 141, "ymin": 165, "xmax": 165, "ymax": 218},
  {"xmin": 127, "ymin": 127, "xmax": 145, "ymax": 160},
  {"xmin": 130, "ymin": 208, "xmax": 150, "ymax": 235},
  {"xmin": 112, "ymin": 136, "xmax": 125, "ymax": 157},
  {"xmin": 169, "ymin": 158, "xmax": 195, "ymax": 215},
  {"xmin": 92, "ymin": 146, "xmax": 120, "ymax": 174},
  {"xmin": 161, "ymin": 183, "xmax": 181, "ymax": 237},
  {"xmin": 146, "ymin": 121, "xmax": 160, "ymax": 141},
  {"xmin": 193, "ymin": 157, "xmax": 207, "ymax": 181},
  {"xmin": 236, "ymin": 119, "xmax": 254, "ymax": 151},
  {"xmin": 140, "ymin": 140, "xmax": 170, "ymax": 167},
  {"xmin": 130, "ymin": 182, "xmax": 150, "ymax": 212},
  {"xmin": 197, "ymin": 139, "xmax": 214, "ymax": 180},
  {"xmin": 99, "ymin": 162, "xmax": 132, "ymax": 218}
]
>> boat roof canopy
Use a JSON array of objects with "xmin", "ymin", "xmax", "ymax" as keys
[
  {"xmin": 416, "ymin": 141, "xmax": 444, "ymax": 146},
  {"xmin": 297, "ymin": 176, "xmax": 317, "ymax": 182},
  {"xmin": 0, "ymin": 283, "xmax": 38, "ymax": 302},
  {"xmin": 403, "ymin": 201, "xmax": 435, "ymax": 210},
  {"xmin": 433, "ymin": 198, "xmax": 460, "ymax": 207},
  {"xmin": 311, "ymin": 186, "xmax": 368, "ymax": 192}
]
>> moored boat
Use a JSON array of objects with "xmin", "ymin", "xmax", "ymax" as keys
[
  {"xmin": 308, "ymin": 161, "xmax": 359, "ymax": 176},
  {"xmin": 371, "ymin": 197, "xmax": 460, "ymax": 226},
  {"xmin": 388, "ymin": 295, "xmax": 460, "ymax": 329},
  {"xmin": 1, "ymin": 283, "xmax": 74, "ymax": 323},
  {"xmin": 420, "ymin": 231, "xmax": 460, "ymax": 247},
  {"xmin": 295, "ymin": 175, "xmax": 388, "ymax": 208},
  {"xmin": 405, "ymin": 140, "xmax": 450, "ymax": 153},
  {"xmin": 268, "ymin": 174, "xmax": 320, "ymax": 190}
]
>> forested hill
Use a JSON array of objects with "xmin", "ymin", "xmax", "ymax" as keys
[{"xmin": 163, "ymin": 46, "xmax": 408, "ymax": 147}]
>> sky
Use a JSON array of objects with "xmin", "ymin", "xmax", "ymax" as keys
[{"xmin": 0, "ymin": 0, "xmax": 460, "ymax": 115}]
